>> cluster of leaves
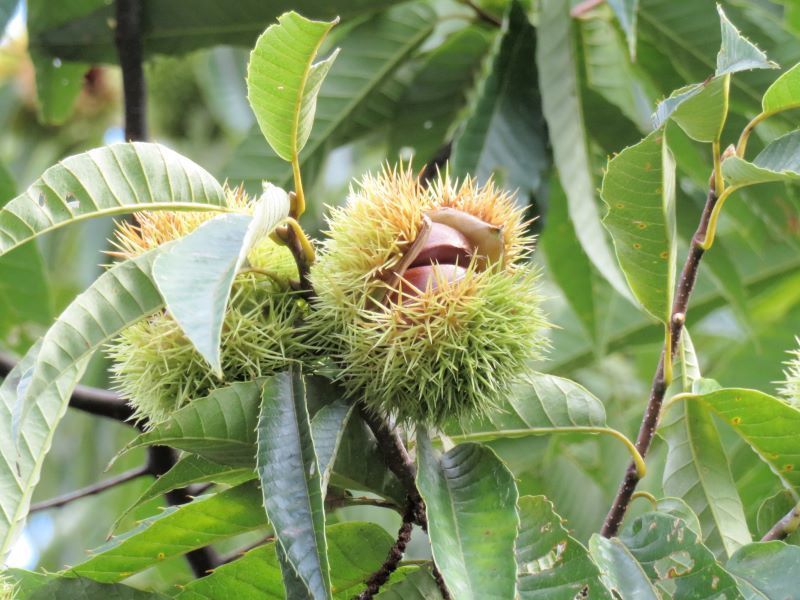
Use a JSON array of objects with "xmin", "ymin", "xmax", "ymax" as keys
[{"xmin": 0, "ymin": 0, "xmax": 799, "ymax": 598}]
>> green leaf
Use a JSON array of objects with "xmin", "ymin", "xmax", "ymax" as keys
[
  {"xmin": 20, "ymin": 251, "xmax": 164, "ymax": 425},
  {"xmin": 329, "ymin": 414, "xmax": 407, "ymax": 507},
  {"xmin": 589, "ymin": 535, "xmax": 659, "ymax": 600},
  {"xmin": 726, "ymin": 541, "xmax": 800, "ymax": 597},
  {"xmin": 540, "ymin": 177, "xmax": 598, "ymax": 342},
  {"xmin": 390, "ymin": 26, "xmax": 494, "ymax": 165},
  {"xmin": 619, "ymin": 511, "xmax": 742, "ymax": 598},
  {"xmin": 663, "ymin": 76, "xmax": 729, "ymax": 143},
  {"xmin": 70, "ymin": 482, "xmax": 265, "ymax": 583},
  {"xmin": 31, "ymin": 53, "xmax": 87, "ymax": 126},
  {"xmin": 247, "ymin": 12, "xmax": 338, "ymax": 163},
  {"xmin": 127, "ymin": 380, "xmax": 263, "ymax": 466},
  {"xmin": 762, "ymin": 62, "xmax": 800, "ymax": 114},
  {"xmin": 722, "ymin": 130, "xmax": 800, "ymax": 187},
  {"xmin": 416, "ymin": 432, "xmax": 518, "ymax": 599},
  {"xmin": 516, "ymin": 495, "xmax": 612, "ymax": 599},
  {"xmin": 654, "ymin": 497, "xmax": 703, "ymax": 539},
  {"xmin": 601, "ymin": 128, "xmax": 677, "ymax": 324},
  {"xmin": 28, "ymin": 577, "xmax": 167, "ymax": 600},
  {"xmin": 715, "ymin": 4, "xmax": 777, "ymax": 76},
  {"xmin": 607, "ymin": 0, "xmax": 638, "ymax": 58},
  {"xmin": 0, "ymin": 343, "xmax": 89, "ymax": 562},
  {"xmin": 537, "ymin": 0, "xmax": 632, "ymax": 301},
  {"xmin": 310, "ymin": 399, "xmax": 353, "ymax": 492},
  {"xmin": 225, "ymin": 2, "xmax": 435, "ymax": 192},
  {"xmin": 29, "ymin": 1, "xmax": 399, "ymax": 63},
  {"xmin": 680, "ymin": 388, "xmax": 800, "ymax": 494},
  {"xmin": 375, "ymin": 567, "xmax": 443, "ymax": 600},
  {"xmin": 111, "ymin": 455, "xmax": 255, "ymax": 534},
  {"xmin": 0, "ymin": 143, "xmax": 227, "ymax": 258},
  {"xmin": 175, "ymin": 522, "xmax": 394, "ymax": 600},
  {"xmin": 452, "ymin": 1, "xmax": 547, "ymax": 197},
  {"xmin": 256, "ymin": 370, "xmax": 330, "ymax": 599},
  {"xmin": 447, "ymin": 373, "xmax": 644, "ymax": 477},
  {"xmin": 660, "ymin": 397, "xmax": 752, "ymax": 558},
  {"xmin": 0, "ymin": 165, "xmax": 52, "ymax": 354}
]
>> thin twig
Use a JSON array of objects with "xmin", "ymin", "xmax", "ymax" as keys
[
  {"xmin": 601, "ymin": 185, "xmax": 720, "ymax": 538},
  {"xmin": 115, "ymin": 0, "xmax": 147, "ymax": 141},
  {"xmin": 355, "ymin": 504, "xmax": 415, "ymax": 599},
  {"xmin": 30, "ymin": 466, "xmax": 149, "ymax": 512},
  {"xmin": 761, "ymin": 504, "xmax": 800, "ymax": 542},
  {"xmin": 219, "ymin": 534, "xmax": 276, "ymax": 565},
  {"xmin": 461, "ymin": 0, "xmax": 502, "ymax": 27}
]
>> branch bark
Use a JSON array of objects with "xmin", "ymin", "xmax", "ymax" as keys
[
  {"xmin": 355, "ymin": 504, "xmax": 415, "ymax": 600},
  {"xmin": 761, "ymin": 503, "xmax": 800, "ymax": 542},
  {"xmin": 115, "ymin": 0, "xmax": 147, "ymax": 141},
  {"xmin": 601, "ymin": 185, "xmax": 720, "ymax": 538}
]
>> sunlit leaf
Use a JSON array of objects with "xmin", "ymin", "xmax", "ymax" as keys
[
  {"xmin": 247, "ymin": 12, "xmax": 338, "ymax": 163},
  {"xmin": 715, "ymin": 4, "xmax": 777, "ymax": 76},
  {"xmin": 0, "ymin": 143, "xmax": 227, "ymax": 258},
  {"xmin": 601, "ymin": 128, "xmax": 676, "ymax": 323},
  {"xmin": 537, "ymin": 0, "xmax": 633, "ymax": 301},
  {"xmin": 416, "ymin": 432, "xmax": 518, "ymax": 599},
  {"xmin": 762, "ymin": 62, "xmax": 800, "ymax": 114},
  {"xmin": 722, "ymin": 130, "xmax": 800, "ymax": 187},
  {"xmin": 71, "ymin": 482, "xmax": 265, "ymax": 582}
]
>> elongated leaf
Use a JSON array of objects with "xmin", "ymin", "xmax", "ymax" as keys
[
  {"xmin": 111, "ymin": 455, "xmax": 255, "ymax": 534},
  {"xmin": 715, "ymin": 5, "xmax": 777, "ymax": 76},
  {"xmin": 390, "ymin": 26, "xmax": 493, "ymax": 165},
  {"xmin": 667, "ymin": 76, "xmax": 729, "ymax": 143},
  {"xmin": 330, "ymin": 415, "xmax": 407, "ymax": 506},
  {"xmin": 589, "ymin": 535, "xmax": 659, "ymax": 600},
  {"xmin": 452, "ymin": 1, "xmax": 547, "ymax": 197},
  {"xmin": 70, "ymin": 482, "xmax": 265, "ymax": 582},
  {"xmin": 537, "ymin": 0, "xmax": 632, "ymax": 301},
  {"xmin": 762, "ymin": 62, "xmax": 800, "ymax": 114},
  {"xmin": 21, "ymin": 250, "xmax": 164, "ymax": 423},
  {"xmin": 447, "ymin": 373, "xmax": 644, "ymax": 476},
  {"xmin": 28, "ymin": 577, "xmax": 167, "ymax": 600},
  {"xmin": 128, "ymin": 380, "xmax": 263, "ymax": 466},
  {"xmin": 226, "ymin": 3, "xmax": 435, "ymax": 191},
  {"xmin": 601, "ymin": 128, "xmax": 676, "ymax": 323},
  {"xmin": 726, "ymin": 541, "xmax": 800, "ymax": 597},
  {"xmin": 416, "ymin": 433, "xmax": 518, "ymax": 599},
  {"xmin": 516, "ymin": 496, "xmax": 612, "ymax": 598},
  {"xmin": 660, "ymin": 398, "xmax": 752, "ymax": 558},
  {"xmin": 0, "ymin": 343, "xmax": 89, "ymax": 564},
  {"xmin": 176, "ymin": 522, "xmax": 394, "ymax": 600},
  {"xmin": 256, "ymin": 370, "xmax": 330, "ymax": 599},
  {"xmin": 0, "ymin": 143, "xmax": 227, "ymax": 258},
  {"xmin": 247, "ymin": 12, "xmax": 337, "ymax": 162},
  {"xmin": 723, "ymin": 130, "xmax": 800, "ymax": 187},
  {"xmin": 375, "ymin": 567, "xmax": 443, "ymax": 600},
  {"xmin": 30, "ymin": 0, "xmax": 399, "ymax": 63},
  {"xmin": 619, "ymin": 511, "xmax": 742, "ymax": 598},
  {"xmin": 310, "ymin": 400, "xmax": 353, "ymax": 493},
  {"xmin": 540, "ymin": 177, "xmax": 598, "ymax": 342},
  {"xmin": 683, "ymin": 388, "xmax": 800, "ymax": 494},
  {"xmin": 607, "ymin": 0, "xmax": 638, "ymax": 58}
]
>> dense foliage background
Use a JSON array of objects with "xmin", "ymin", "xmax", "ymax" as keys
[{"xmin": 0, "ymin": 0, "xmax": 799, "ymax": 595}]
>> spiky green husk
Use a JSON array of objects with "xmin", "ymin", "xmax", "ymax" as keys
[
  {"xmin": 308, "ymin": 166, "xmax": 547, "ymax": 426},
  {"xmin": 106, "ymin": 188, "xmax": 307, "ymax": 426},
  {"xmin": 109, "ymin": 274, "xmax": 307, "ymax": 424},
  {"xmin": 779, "ymin": 336, "xmax": 800, "ymax": 408},
  {"xmin": 0, "ymin": 577, "xmax": 15, "ymax": 600}
]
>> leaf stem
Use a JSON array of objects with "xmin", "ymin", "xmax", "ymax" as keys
[
  {"xmin": 291, "ymin": 159, "xmax": 306, "ymax": 218},
  {"xmin": 275, "ymin": 216, "xmax": 315, "ymax": 293},
  {"xmin": 600, "ymin": 184, "xmax": 720, "ymax": 538},
  {"xmin": 698, "ymin": 185, "xmax": 738, "ymax": 250}
]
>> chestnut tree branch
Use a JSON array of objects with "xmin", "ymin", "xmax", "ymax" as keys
[
  {"xmin": 761, "ymin": 503, "xmax": 800, "ymax": 542},
  {"xmin": 30, "ymin": 466, "xmax": 149, "ymax": 512},
  {"xmin": 601, "ymin": 184, "xmax": 720, "ymax": 538},
  {"xmin": 115, "ymin": 0, "xmax": 147, "ymax": 141},
  {"xmin": 355, "ymin": 504, "xmax": 415, "ymax": 600}
]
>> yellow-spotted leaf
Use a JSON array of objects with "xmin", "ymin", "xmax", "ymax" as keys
[{"xmin": 601, "ymin": 128, "xmax": 676, "ymax": 323}]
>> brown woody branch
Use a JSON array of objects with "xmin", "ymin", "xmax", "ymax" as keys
[
  {"xmin": 761, "ymin": 504, "xmax": 800, "ymax": 542},
  {"xmin": 601, "ymin": 185, "xmax": 720, "ymax": 538}
]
